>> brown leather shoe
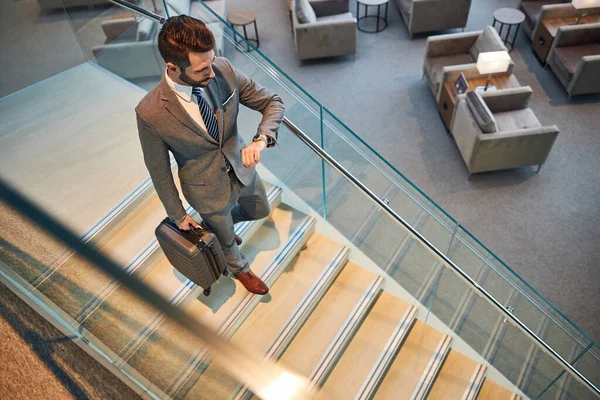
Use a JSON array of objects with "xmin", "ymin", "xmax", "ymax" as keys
[
  {"xmin": 235, "ymin": 234, "xmax": 242, "ymax": 246},
  {"xmin": 235, "ymin": 270, "xmax": 268, "ymax": 295}
]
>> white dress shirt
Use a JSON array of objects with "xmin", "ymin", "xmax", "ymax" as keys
[{"xmin": 165, "ymin": 69, "xmax": 215, "ymax": 133}]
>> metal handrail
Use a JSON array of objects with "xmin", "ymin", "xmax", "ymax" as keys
[
  {"xmin": 107, "ymin": 0, "xmax": 599, "ymax": 396},
  {"xmin": 282, "ymin": 117, "xmax": 600, "ymax": 398}
]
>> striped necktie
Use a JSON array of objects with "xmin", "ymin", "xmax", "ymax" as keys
[{"xmin": 192, "ymin": 87, "xmax": 231, "ymax": 171}]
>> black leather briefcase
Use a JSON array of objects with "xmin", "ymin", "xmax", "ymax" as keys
[{"xmin": 155, "ymin": 218, "xmax": 228, "ymax": 296}]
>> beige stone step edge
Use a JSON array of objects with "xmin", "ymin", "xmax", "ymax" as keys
[
  {"xmin": 76, "ymin": 185, "xmax": 282, "ymax": 326},
  {"xmin": 164, "ymin": 216, "xmax": 318, "ymax": 398},
  {"xmin": 308, "ymin": 275, "xmax": 386, "ymax": 390},
  {"xmin": 464, "ymin": 364, "xmax": 488, "ymax": 400},
  {"xmin": 410, "ymin": 334, "xmax": 453, "ymax": 400},
  {"xmin": 229, "ymin": 246, "xmax": 352, "ymax": 400},
  {"xmin": 355, "ymin": 305, "xmax": 419, "ymax": 400},
  {"xmin": 30, "ymin": 159, "xmax": 177, "ymax": 290}
]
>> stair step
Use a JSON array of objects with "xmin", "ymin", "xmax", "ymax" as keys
[
  {"xmin": 321, "ymin": 291, "xmax": 412, "ymax": 399},
  {"xmin": 477, "ymin": 379, "xmax": 520, "ymax": 400},
  {"xmin": 373, "ymin": 321, "xmax": 447, "ymax": 400},
  {"xmin": 427, "ymin": 350, "xmax": 483, "ymax": 399},
  {"xmin": 123, "ymin": 204, "xmax": 313, "ymax": 393},
  {"xmin": 181, "ymin": 235, "xmax": 350, "ymax": 400},
  {"xmin": 279, "ymin": 262, "xmax": 380, "ymax": 377},
  {"xmin": 81, "ymin": 256, "xmax": 185, "ymax": 355}
]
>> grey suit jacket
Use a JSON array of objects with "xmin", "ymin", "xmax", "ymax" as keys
[{"xmin": 135, "ymin": 57, "xmax": 285, "ymax": 222}]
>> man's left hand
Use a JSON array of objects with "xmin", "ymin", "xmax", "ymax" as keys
[{"xmin": 242, "ymin": 140, "xmax": 267, "ymax": 168}]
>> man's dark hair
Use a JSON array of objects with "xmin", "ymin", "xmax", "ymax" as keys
[{"xmin": 158, "ymin": 15, "xmax": 215, "ymax": 69}]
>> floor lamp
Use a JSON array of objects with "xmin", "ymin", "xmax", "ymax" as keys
[{"xmin": 475, "ymin": 51, "xmax": 511, "ymax": 91}]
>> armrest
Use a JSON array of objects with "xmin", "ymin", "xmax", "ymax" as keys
[
  {"xmin": 310, "ymin": 0, "xmax": 349, "ymax": 17},
  {"xmin": 569, "ymin": 54, "xmax": 600, "ymax": 95},
  {"xmin": 101, "ymin": 17, "xmax": 137, "ymax": 42},
  {"xmin": 451, "ymin": 99, "xmax": 482, "ymax": 166},
  {"xmin": 480, "ymin": 86, "xmax": 534, "ymax": 113},
  {"xmin": 424, "ymin": 30, "xmax": 481, "ymax": 58},
  {"xmin": 553, "ymin": 22, "xmax": 600, "ymax": 48}
]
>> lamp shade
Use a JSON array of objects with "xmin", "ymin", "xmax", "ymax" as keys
[
  {"xmin": 572, "ymin": 0, "xmax": 600, "ymax": 10},
  {"xmin": 476, "ymin": 51, "xmax": 511, "ymax": 75}
]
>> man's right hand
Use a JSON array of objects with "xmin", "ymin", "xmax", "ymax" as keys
[{"xmin": 178, "ymin": 214, "xmax": 200, "ymax": 231}]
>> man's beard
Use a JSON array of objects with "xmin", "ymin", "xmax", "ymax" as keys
[{"xmin": 179, "ymin": 70, "xmax": 210, "ymax": 88}]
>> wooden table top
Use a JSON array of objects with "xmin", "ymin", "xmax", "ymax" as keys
[
  {"xmin": 542, "ymin": 14, "xmax": 600, "ymax": 36},
  {"xmin": 444, "ymin": 74, "xmax": 521, "ymax": 103},
  {"xmin": 227, "ymin": 10, "xmax": 256, "ymax": 25},
  {"xmin": 493, "ymin": 8, "xmax": 525, "ymax": 25}
]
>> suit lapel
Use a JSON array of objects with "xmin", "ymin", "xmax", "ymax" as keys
[
  {"xmin": 158, "ymin": 76, "xmax": 218, "ymax": 145},
  {"xmin": 205, "ymin": 65, "xmax": 232, "ymax": 144}
]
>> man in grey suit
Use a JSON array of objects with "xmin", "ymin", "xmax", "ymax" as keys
[{"xmin": 136, "ymin": 16, "xmax": 284, "ymax": 295}]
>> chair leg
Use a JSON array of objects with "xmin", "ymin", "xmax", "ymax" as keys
[{"xmin": 536, "ymin": 164, "xmax": 543, "ymax": 173}]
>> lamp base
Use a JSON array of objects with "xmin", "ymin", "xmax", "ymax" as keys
[{"xmin": 475, "ymin": 85, "xmax": 497, "ymax": 92}]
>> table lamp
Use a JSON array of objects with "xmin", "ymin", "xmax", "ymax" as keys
[
  {"xmin": 572, "ymin": 0, "xmax": 600, "ymax": 24},
  {"xmin": 475, "ymin": 51, "xmax": 511, "ymax": 91}
]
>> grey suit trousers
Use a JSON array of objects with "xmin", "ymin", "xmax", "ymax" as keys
[{"xmin": 199, "ymin": 170, "xmax": 269, "ymax": 275}]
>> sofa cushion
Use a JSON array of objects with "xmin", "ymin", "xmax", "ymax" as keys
[
  {"xmin": 296, "ymin": 0, "xmax": 317, "ymax": 23},
  {"xmin": 317, "ymin": 11, "xmax": 354, "ymax": 22},
  {"xmin": 494, "ymin": 108, "xmax": 541, "ymax": 132},
  {"xmin": 425, "ymin": 53, "xmax": 474, "ymax": 86},
  {"xmin": 466, "ymin": 91, "xmax": 498, "ymax": 133},
  {"xmin": 469, "ymin": 26, "xmax": 506, "ymax": 61},
  {"xmin": 136, "ymin": 17, "xmax": 156, "ymax": 41},
  {"xmin": 553, "ymin": 43, "xmax": 600, "ymax": 79},
  {"xmin": 168, "ymin": 0, "xmax": 190, "ymax": 15},
  {"xmin": 309, "ymin": 0, "xmax": 349, "ymax": 17}
]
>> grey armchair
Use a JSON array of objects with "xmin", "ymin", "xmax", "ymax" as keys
[
  {"xmin": 547, "ymin": 22, "xmax": 600, "ymax": 97},
  {"xmin": 291, "ymin": 0, "xmax": 357, "ymax": 60},
  {"xmin": 451, "ymin": 86, "xmax": 559, "ymax": 174},
  {"xmin": 423, "ymin": 26, "xmax": 510, "ymax": 101},
  {"xmin": 396, "ymin": 0, "xmax": 472, "ymax": 38}
]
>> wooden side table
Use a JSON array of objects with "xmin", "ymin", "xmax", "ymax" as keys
[
  {"xmin": 532, "ymin": 14, "xmax": 600, "ymax": 63},
  {"xmin": 228, "ymin": 10, "xmax": 259, "ymax": 52},
  {"xmin": 438, "ymin": 74, "xmax": 521, "ymax": 132}
]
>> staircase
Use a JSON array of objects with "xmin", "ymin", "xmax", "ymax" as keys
[{"xmin": 20, "ymin": 167, "xmax": 525, "ymax": 400}]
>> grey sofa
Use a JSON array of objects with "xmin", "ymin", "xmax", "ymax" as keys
[
  {"xmin": 547, "ymin": 22, "xmax": 600, "ymax": 97},
  {"xmin": 423, "ymin": 26, "xmax": 510, "ymax": 101},
  {"xmin": 93, "ymin": 0, "xmax": 226, "ymax": 80},
  {"xmin": 451, "ymin": 87, "xmax": 559, "ymax": 174},
  {"xmin": 291, "ymin": 0, "xmax": 356, "ymax": 60},
  {"xmin": 395, "ymin": 0, "xmax": 472, "ymax": 38}
]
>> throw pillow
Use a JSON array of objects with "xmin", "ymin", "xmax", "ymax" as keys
[
  {"xmin": 296, "ymin": 0, "xmax": 317, "ymax": 24},
  {"xmin": 466, "ymin": 91, "xmax": 498, "ymax": 133}
]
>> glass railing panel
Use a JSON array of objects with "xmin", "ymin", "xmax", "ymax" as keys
[{"xmin": 0, "ymin": 201, "xmax": 73, "ymax": 285}]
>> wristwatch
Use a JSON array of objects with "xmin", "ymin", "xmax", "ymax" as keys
[{"xmin": 253, "ymin": 133, "xmax": 275, "ymax": 147}]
